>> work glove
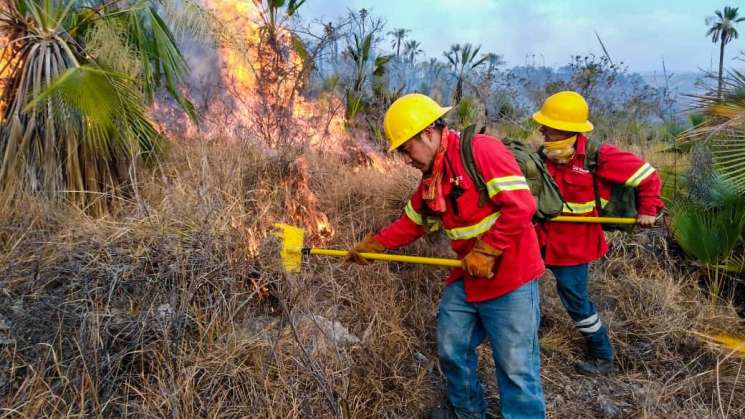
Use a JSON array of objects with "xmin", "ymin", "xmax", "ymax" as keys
[
  {"xmin": 462, "ymin": 239, "xmax": 503, "ymax": 278},
  {"xmin": 345, "ymin": 233, "xmax": 386, "ymax": 265}
]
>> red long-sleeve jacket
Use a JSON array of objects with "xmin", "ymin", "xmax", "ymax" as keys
[
  {"xmin": 537, "ymin": 134, "xmax": 664, "ymax": 266},
  {"xmin": 373, "ymin": 130, "xmax": 545, "ymax": 303}
]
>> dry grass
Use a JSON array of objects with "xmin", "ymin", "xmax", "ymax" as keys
[{"xmin": 0, "ymin": 139, "xmax": 743, "ymax": 418}]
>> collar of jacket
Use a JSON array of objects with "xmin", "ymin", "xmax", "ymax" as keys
[
  {"xmin": 574, "ymin": 134, "xmax": 588, "ymax": 156},
  {"xmin": 442, "ymin": 130, "xmax": 461, "ymax": 174}
]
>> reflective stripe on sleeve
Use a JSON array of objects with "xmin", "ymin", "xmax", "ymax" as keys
[
  {"xmin": 404, "ymin": 200, "xmax": 424, "ymax": 225},
  {"xmin": 624, "ymin": 163, "xmax": 655, "ymax": 187},
  {"xmin": 444, "ymin": 212, "xmax": 501, "ymax": 240},
  {"xmin": 486, "ymin": 175, "xmax": 530, "ymax": 198}
]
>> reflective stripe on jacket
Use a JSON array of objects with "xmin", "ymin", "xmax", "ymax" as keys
[
  {"xmin": 374, "ymin": 131, "xmax": 545, "ymax": 303},
  {"xmin": 537, "ymin": 135, "xmax": 664, "ymax": 266}
]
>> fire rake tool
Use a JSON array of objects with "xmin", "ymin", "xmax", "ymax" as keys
[
  {"xmin": 273, "ymin": 223, "xmax": 461, "ymax": 272},
  {"xmin": 549, "ymin": 216, "xmax": 637, "ymax": 224},
  {"xmin": 273, "ymin": 216, "xmax": 638, "ymax": 272}
]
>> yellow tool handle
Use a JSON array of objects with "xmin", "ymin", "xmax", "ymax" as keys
[
  {"xmin": 549, "ymin": 216, "xmax": 636, "ymax": 224},
  {"xmin": 308, "ymin": 248, "xmax": 462, "ymax": 267}
]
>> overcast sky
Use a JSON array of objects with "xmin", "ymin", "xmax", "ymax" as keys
[{"xmin": 300, "ymin": 0, "xmax": 744, "ymax": 73}]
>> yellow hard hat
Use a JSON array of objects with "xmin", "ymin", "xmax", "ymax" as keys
[
  {"xmin": 384, "ymin": 93, "xmax": 452, "ymax": 152},
  {"xmin": 532, "ymin": 91, "xmax": 594, "ymax": 133}
]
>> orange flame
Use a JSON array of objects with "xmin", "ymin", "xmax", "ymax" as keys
[
  {"xmin": 149, "ymin": 0, "xmax": 388, "ymax": 179},
  {"xmin": 183, "ymin": 0, "xmax": 347, "ymax": 147},
  {"xmin": 0, "ymin": 34, "xmax": 11, "ymax": 120},
  {"xmin": 283, "ymin": 157, "xmax": 335, "ymax": 244},
  {"xmin": 207, "ymin": 0, "xmax": 261, "ymax": 96}
]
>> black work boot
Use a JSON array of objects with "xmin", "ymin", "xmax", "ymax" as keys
[{"xmin": 575, "ymin": 357, "xmax": 614, "ymax": 375}]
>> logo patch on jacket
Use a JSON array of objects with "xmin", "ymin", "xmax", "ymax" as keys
[{"xmin": 571, "ymin": 166, "xmax": 590, "ymax": 175}]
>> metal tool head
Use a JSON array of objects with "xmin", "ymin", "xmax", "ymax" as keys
[
  {"xmin": 696, "ymin": 332, "xmax": 745, "ymax": 356},
  {"xmin": 272, "ymin": 223, "xmax": 305, "ymax": 272}
]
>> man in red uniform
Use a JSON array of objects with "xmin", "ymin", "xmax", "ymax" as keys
[
  {"xmin": 347, "ymin": 94, "xmax": 546, "ymax": 419},
  {"xmin": 533, "ymin": 91, "xmax": 664, "ymax": 375}
]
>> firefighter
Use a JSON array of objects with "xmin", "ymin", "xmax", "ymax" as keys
[
  {"xmin": 347, "ymin": 93, "xmax": 546, "ymax": 419},
  {"xmin": 533, "ymin": 91, "xmax": 664, "ymax": 375}
]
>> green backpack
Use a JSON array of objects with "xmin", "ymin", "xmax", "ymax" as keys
[
  {"xmin": 459, "ymin": 125, "xmax": 565, "ymax": 221},
  {"xmin": 584, "ymin": 139, "xmax": 638, "ymax": 231}
]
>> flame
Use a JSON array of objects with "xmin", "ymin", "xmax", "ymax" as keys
[
  {"xmin": 148, "ymin": 0, "xmax": 388, "ymax": 178},
  {"xmin": 230, "ymin": 215, "xmax": 269, "ymax": 299},
  {"xmin": 207, "ymin": 0, "xmax": 261, "ymax": 95},
  {"xmin": 0, "ymin": 2, "xmax": 385, "ymax": 175},
  {"xmin": 283, "ymin": 157, "xmax": 335, "ymax": 244},
  {"xmin": 158, "ymin": 0, "xmax": 348, "ymax": 149},
  {"xmin": 0, "ymin": 34, "xmax": 11, "ymax": 120}
]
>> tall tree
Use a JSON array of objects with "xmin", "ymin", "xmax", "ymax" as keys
[
  {"xmin": 403, "ymin": 40, "xmax": 423, "ymax": 63},
  {"xmin": 706, "ymin": 6, "xmax": 745, "ymax": 98},
  {"xmin": 387, "ymin": 28, "xmax": 410, "ymax": 58},
  {"xmin": 483, "ymin": 53, "xmax": 506, "ymax": 75},
  {"xmin": 443, "ymin": 43, "xmax": 488, "ymax": 103}
]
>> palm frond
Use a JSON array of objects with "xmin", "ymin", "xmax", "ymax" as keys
[
  {"xmin": 84, "ymin": 20, "xmax": 143, "ymax": 76},
  {"xmin": 681, "ymin": 70, "xmax": 745, "ymax": 193},
  {"xmin": 372, "ymin": 54, "xmax": 392, "ymax": 77},
  {"xmin": 286, "ymin": 0, "xmax": 306, "ymax": 16},
  {"xmin": 160, "ymin": 0, "xmax": 215, "ymax": 42},
  {"xmin": 720, "ymin": 253, "xmax": 745, "ymax": 273},
  {"xmin": 710, "ymin": 131, "xmax": 745, "ymax": 193},
  {"xmin": 670, "ymin": 198, "xmax": 745, "ymax": 264},
  {"xmin": 114, "ymin": 3, "xmax": 196, "ymax": 121},
  {"xmin": 25, "ymin": 66, "xmax": 120, "ymax": 130},
  {"xmin": 470, "ymin": 55, "xmax": 489, "ymax": 70}
]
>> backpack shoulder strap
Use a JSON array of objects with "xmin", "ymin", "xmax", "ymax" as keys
[
  {"xmin": 458, "ymin": 124, "xmax": 489, "ymax": 206},
  {"xmin": 583, "ymin": 138, "xmax": 603, "ymax": 213},
  {"xmin": 584, "ymin": 138, "xmax": 600, "ymax": 172}
]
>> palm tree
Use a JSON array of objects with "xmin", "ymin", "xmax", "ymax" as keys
[
  {"xmin": 706, "ymin": 6, "xmax": 745, "ymax": 98},
  {"xmin": 0, "ymin": 0, "xmax": 195, "ymax": 214},
  {"xmin": 344, "ymin": 33, "xmax": 393, "ymax": 120},
  {"xmin": 260, "ymin": 0, "xmax": 306, "ymax": 56},
  {"xmin": 483, "ymin": 53, "xmax": 506, "ymax": 75},
  {"xmin": 443, "ymin": 43, "xmax": 488, "ymax": 103},
  {"xmin": 387, "ymin": 28, "xmax": 410, "ymax": 59},
  {"xmin": 418, "ymin": 58, "xmax": 446, "ymax": 95},
  {"xmin": 403, "ymin": 40, "xmax": 423, "ymax": 63}
]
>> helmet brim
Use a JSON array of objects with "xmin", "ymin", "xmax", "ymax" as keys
[
  {"xmin": 532, "ymin": 111, "xmax": 594, "ymax": 133},
  {"xmin": 388, "ymin": 106, "xmax": 453, "ymax": 152}
]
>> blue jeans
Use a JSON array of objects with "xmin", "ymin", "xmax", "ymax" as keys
[
  {"xmin": 549, "ymin": 264, "xmax": 613, "ymax": 360},
  {"xmin": 437, "ymin": 280, "xmax": 545, "ymax": 419}
]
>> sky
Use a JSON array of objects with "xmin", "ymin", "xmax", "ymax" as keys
[{"xmin": 299, "ymin": 0, "xmax": 743, "ymax": 73}]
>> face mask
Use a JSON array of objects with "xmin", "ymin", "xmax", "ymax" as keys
[{"xmin": 543, "ymin": 135, "xmax": 577, "ymax": 163}]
